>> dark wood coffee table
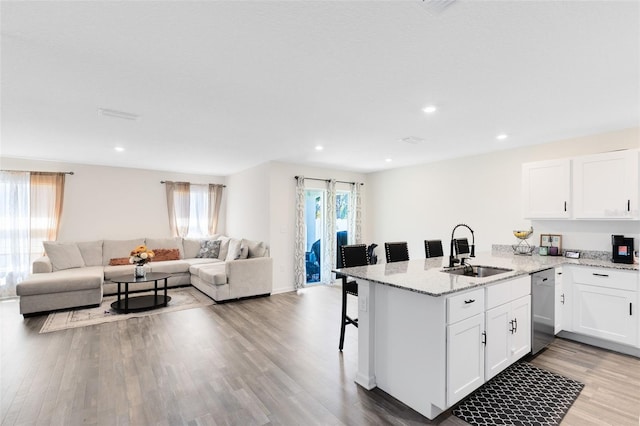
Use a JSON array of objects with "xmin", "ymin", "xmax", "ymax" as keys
[{"xmin": 110, "ymin": 272, "xmax": 171, "ymax": 313}]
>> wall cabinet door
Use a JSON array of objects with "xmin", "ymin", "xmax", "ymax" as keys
[
  {"xmin": 572, "ymin": 150, "xmax": 639, "ymax": 219},
  {"xmin": 572, "ymin": 283, "xmax": 638, "ymax": 346},
  {"xmin": 447, "ymin": 314, "xmax": 485, "ymax": 406},
  {"xmin": 485, "ymin": 295, "xmax": 531, "ymax": 381},
  {"xmin": 522, "ymin": 159, "xmax": 571, "ymax": 219}
]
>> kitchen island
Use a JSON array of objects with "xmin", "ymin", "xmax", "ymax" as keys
[{"xmin": 334, "ymin": 251, "xmax": 638, "ymax": 420}]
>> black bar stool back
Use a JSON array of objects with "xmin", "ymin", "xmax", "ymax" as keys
[
  {"xmin": 384, "ymin": 241, "xmax": 410, "ymax": 263},
  {"xmin": 338, "ymin": 244, "xmax": 369, "ymax": 351},
  {"xmin": 424, "ymin": 240, "xmax": 444, "ymax": 258}
]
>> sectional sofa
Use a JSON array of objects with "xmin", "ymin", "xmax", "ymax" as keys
[{"xmin": 16, "ymin": 236, "xmax": 273, "ymax": 316}]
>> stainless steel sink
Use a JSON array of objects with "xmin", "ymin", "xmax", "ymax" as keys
[{"xmin": 441, "ymin": 265, "xmax": 513, "ymax": 278}]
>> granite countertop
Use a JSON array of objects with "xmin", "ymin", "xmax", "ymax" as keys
[{"xmin": 333, "ymin": 251, "xmax": 639, "ymax": 297}]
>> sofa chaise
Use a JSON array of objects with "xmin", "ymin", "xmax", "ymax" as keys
[{"xmin": 16, "ymin": 236, "xmax": 273, "ymax": 316}]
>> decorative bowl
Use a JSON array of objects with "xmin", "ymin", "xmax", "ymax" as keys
[{"xmin": 513, "ymin": 228, "xmax": 533, "ymax": 240}]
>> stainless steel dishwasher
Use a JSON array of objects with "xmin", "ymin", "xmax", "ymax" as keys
[{"xmin": 531, "ymin": 268, "xmax": 555, "ymax": 354}]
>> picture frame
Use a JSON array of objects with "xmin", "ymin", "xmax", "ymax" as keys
[{"xmin": 540, "ymin": 234, "xmax": 562, "ymax": 255}]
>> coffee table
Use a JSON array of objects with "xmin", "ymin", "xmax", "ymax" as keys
[{"xmin": 110, "ymin": 272, "xmax": 171, "ymax": 313}]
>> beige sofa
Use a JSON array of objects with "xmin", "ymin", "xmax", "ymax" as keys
[{"xmin": 16, "ymin": 236, "xmax": 273, "ymax": 316}]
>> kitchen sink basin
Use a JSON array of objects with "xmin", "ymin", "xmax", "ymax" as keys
[{"xmin": 441, "ymin": 265, "xmax": 513, "ymax": 278}]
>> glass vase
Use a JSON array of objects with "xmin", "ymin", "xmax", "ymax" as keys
[{"xmin": 134, "ymin": 264, "xmax": 146, "ymax": 278}]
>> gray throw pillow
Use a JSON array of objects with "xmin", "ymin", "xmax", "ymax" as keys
[{"xmin": 196, "ymin": 240, "xmax": 221, "ymax": 259}]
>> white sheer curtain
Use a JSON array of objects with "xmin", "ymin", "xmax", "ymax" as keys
[
  {"xmin": 188, "ymin": 184, "xmax": 208, "ymax": 237},
  {"xmin": 294, "ymin": 176, "xmax": 306, "ymax": 289},
  {"xmin": 322, "ymin": 179, "xmax": 336, "ymax": 284},
  {"xmin": 0, "ymin": 172, "xmax": 30, "ymax": 297},
  {"xmin": 348, "ymin": 182, "xmax": 363, "ymax": 244},
  {"xmin": 30, "ymin": 172, "xmax": 65, "ymax": 257}
]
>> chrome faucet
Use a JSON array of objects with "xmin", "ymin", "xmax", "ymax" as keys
[{"xmin": 448, "ymin": 223, "xmax": 476, "ymax": 268}]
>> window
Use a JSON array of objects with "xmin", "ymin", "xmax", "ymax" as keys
[{"xmin": 165, "ymin": 181, "xmax": 224, "ymax": 238}]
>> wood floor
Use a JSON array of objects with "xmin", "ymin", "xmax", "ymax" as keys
[{"xmin": 1, "ymin": 285, "xmax": 639, "ymax": 426}]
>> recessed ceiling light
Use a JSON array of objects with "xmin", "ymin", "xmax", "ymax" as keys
[
  {"xmin": 496, "ymin": 133, "xmax": 508, "ymax": 140},
  {"xmin": 385, "ymin": 158, "xmax": 393, "ymax": 163},
  {"xmin": 114, "ymin": 146, "xmax": 125, "ymax": 152},
  {"xmin": 315, "ymin": 145, "xmax": 324, "ymax": 151},
  {"xmin": 422, "ymin": 105, "xmax": 437, "ymax": 114}
]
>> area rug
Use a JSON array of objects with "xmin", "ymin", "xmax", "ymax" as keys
[
  {"xmin": 40, "ymin": 287, "xmax": 214, "ymax": 333},
  {"xmin": 453, "ymin": 362, "xmax": 584, "ymax": 426}
]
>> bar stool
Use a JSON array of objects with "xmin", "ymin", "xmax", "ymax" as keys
[
  {"xmin": 384, "ymin": 241, "xmax": 410, "ymax": 263},
  {"xmin": 338, "ymin": 244, "xmax": 369, "ymax": 351},
  {"xmin": 424, "ymin": 240, "xmax": 444, "ymax": 258}
]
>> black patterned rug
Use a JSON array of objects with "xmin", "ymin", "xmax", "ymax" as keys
[{"xmin": 453, "ymin": 362, "xmax": 584, "ymax": 426}]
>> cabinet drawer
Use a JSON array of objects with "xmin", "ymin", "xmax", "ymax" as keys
[
  {"xmin": 448, "ymin": 288, "xmax": 485, "ymax": 324},
  {"xmin": 570, "ymin": 266, "xmax": 638, "ymax": 291},
  {"xmin": 486, "ymin": 275, "xmax": 531, "ymax": 310}
]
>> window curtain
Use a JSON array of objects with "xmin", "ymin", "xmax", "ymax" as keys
[
  {"xmin": 188, "ymin": 184, "xmax": 208, "ymax": 237},
  {"xmin": 0, "ymin": 172, "xmax": 30, "ymax": 297},
  {"xmin": 348, "ymin": 182, "xmax": 363, "ymax": 244},
  {"xmin": 322, "ymin": 179, "xmax": 336, "ymax": 284},
  {"xmin": 294, "ymin": 176, "xmax": 306, "ymax": 289},
  {"xmin": 165, "ymin": 181, "xmax": 190, "ymax": 237},
  {"xmin": 208, "ymin": 184, "xmax": 224, "ymax": 235},
  {"xmin": 30, "ymin": 172, "xmax": 65, "ymax": 256}
]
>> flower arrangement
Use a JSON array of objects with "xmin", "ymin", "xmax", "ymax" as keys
[{"xmin": 129, "ymin": 245, "xmax": 155, "ymax": 266}]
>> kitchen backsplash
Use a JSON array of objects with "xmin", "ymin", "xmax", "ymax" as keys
[{"xmin": 492, "ymin": 244, "xmax": 612, "ymax": 261}]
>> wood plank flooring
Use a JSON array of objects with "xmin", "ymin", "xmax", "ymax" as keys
[{"xmin": 1, "ymin": 286, "xmax": 639, "ymax": 425}]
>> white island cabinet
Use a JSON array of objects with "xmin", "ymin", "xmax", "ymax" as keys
[{"xmin": 345, "ymin": 259, "xmax": 535, "ymax": 420}]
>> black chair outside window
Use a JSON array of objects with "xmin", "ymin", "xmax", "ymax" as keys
[
  {"xmin": 424, "ymin": 240, "xmax": 444, "ymax": 258},
  {"xmin": 384, "ymin": 241, "xmax": 410, "ymax": 263},
  {"xmin": 338, "ymin": 244, "xmax": 369, "ymax": 351}
]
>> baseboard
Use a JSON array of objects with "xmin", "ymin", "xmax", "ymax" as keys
[{"xmin": 557, "ymin": 331, "xmax": 640, "ymax": 358}]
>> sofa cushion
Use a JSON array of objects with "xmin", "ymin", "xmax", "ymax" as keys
[
  {"xmin": 243, "ymin": 239, "xmax": 267, "ymax": 258},
  {"xmin": 77, "ymin": 240, "xmax": 103, "ymax": 266},
  {"xmin": 196, "ymin": 240, "xmax": 221, "ymax": 258},
  {"xmin": 184, "ymin": 258, "xmax": 223, "ymax": 268},
  {"xmin": 225, "ymin": 238, "xmax": 242, "ymax": 261},
  {"xmin": 103, "ymin": 264, "xmax": 135, "ymax": 280},
  {"xmin": 102, "ymin": 239, "xmax": 145, "ymax": 266},
  {"xmin": 43, "ymin": 242, "xmax": 86, "ymax": 271},
  {"xmin": 16, "ymin": 266, "xmax": 103, "ymax": 296},
  {"xmin": 183, "ymin": 239, "xmax": 203, "ymax": 259},
  {"xmin": 151, "ymin": 248, "xmax": 181, "ymax": 262},
  {"xmin": 217, "ymin": 236, "xmax": 231, "ymax": 260},
  {"xmin": 146, "ymin": 260, "xmax": 190, "ymax": 274},
  {"xmin": 145, "ymin": 237, "xmax": 185, "ymax": 259},
  {"xmin": 197, "ymin": 263, "xmax": 227, "ymax": 285}
]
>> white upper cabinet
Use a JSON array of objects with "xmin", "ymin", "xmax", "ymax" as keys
[
  {"xmin": 522, "ymin": 150, "xmax": 639, "ymax": 220},
  {"xmin": 573, "ymin": 150, "xmax": 639, "ymax": 219},
  {"xmin": 522, "ymin": 159, "xmax": 571, "ymax": 219}
]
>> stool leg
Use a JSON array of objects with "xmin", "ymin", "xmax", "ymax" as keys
[{"xmin": 339, "ymin": 279, "xmax": 347, "ymax": 351}]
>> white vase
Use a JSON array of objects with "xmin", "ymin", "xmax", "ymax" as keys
[{"xmin": 134, "ymin": 264, "xmax": 146, "ymax": 278}]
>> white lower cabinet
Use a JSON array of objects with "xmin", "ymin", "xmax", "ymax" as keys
[
  {"xmin": 568, "ymin": 266, "xmax": 638, "ymax": 347},
  {"xmin": 447, "ymin": 314, "xmax": 485, "ymax": 405},
  {"xmin": 485, "ymin": 295, "xmax": 531, "ymax": 381}
]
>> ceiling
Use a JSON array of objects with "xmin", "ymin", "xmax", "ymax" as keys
[{"xmin": 1, "ymin": 1, "xmax": 638, "ymax": 176}]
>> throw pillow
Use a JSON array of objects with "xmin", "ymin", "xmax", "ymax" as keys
[
  {"xmin": 145, "ymin": 237, "xmax": 185, "ymax": 259},
  {"xmin": 217, "ymin": 236, "xmax": 231, "ymax": 260},
  {"xmin": 43, "ymin": 242, "xmax": 86, "ymax": 271},
  {"xmin": 238, "ymin": 245, "xmax": 249, "ymax": 259},
  {"xmin": 102, "ymin": 238, "xmax": 145, "ymax": 266},
  {"xmin": 77, "ymin": 240, "xmax": 103, "ymax": 266},
  {"xmin": 243, "ymin": 239, "xmax": 267, "ymax": 258},
  {"xmin": 196, "ymin": 240, "xmax": 221, "ymax": 259},
  {"xmin": 109, "ymin": 257, "xmax": 131, "ymax": 266},
  {"xmin": 225, "ymin": 238, "xmax": 242, "ymax": 262},
  {"xmin": 151, "ymin": 248, "xmax": 181, "ymax": 262}
]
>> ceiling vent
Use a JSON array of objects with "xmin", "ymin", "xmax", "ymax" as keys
[
  {"xmin": 401, "ymin": 136, "xmax": 427, "ymax": 144},
  {"xmin": 419, "ymin": 0, "xmax": 457, "ymax": 15},
  {"xmin": 98, "ymin": 108, "xmax": 140, "ymax": 121}
]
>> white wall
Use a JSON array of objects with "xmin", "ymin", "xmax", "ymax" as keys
[
  {"xmin": 225, "ymin": 162, "xmax": 271, "ymax": 243},
  {"xmin": 366, "ymin": 127, "xmax": 640, "ymax": 259},
  {"xmin": 0, "ymin": 157, "xmax": 227, "ymax": 241}
]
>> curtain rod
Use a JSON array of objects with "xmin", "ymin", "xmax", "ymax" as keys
[
  {"xmin": 160, "ymin": 181, "xmax": 226, "ymax": 187},
  {"xmin": 1, "ymin": 170, "xmax": 74, "ymax": 175},
  {"xmin": 294, "ymin": 176, "xmax": 364, "ymax": 186}
]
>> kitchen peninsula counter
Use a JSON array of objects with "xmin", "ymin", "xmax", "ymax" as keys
[{"xmin": 334, "ymin": 251, "xmax": 638, "ymax": 297}]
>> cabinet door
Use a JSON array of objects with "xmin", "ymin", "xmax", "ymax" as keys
[
  {"xmin": 511, "ymin": 295, "xmax": 531, "ymax": 360},
  {"xmin": 485, "ymin": 304, "xmax": 511, "ymax": 381},
  {"xmin": 572, "ymin": 284, "xmax": 638, "ymax": 346},
  {"xmin": 522, "ymin": 159, "xmax": 571, "ymax": 219},
  {"xmin": 573, "ymin": 150, "xmax": 639, "ymax": 219},
  {"xmin": 447, "ymin": 314, "xmax": 485, "ymax": 406}
]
